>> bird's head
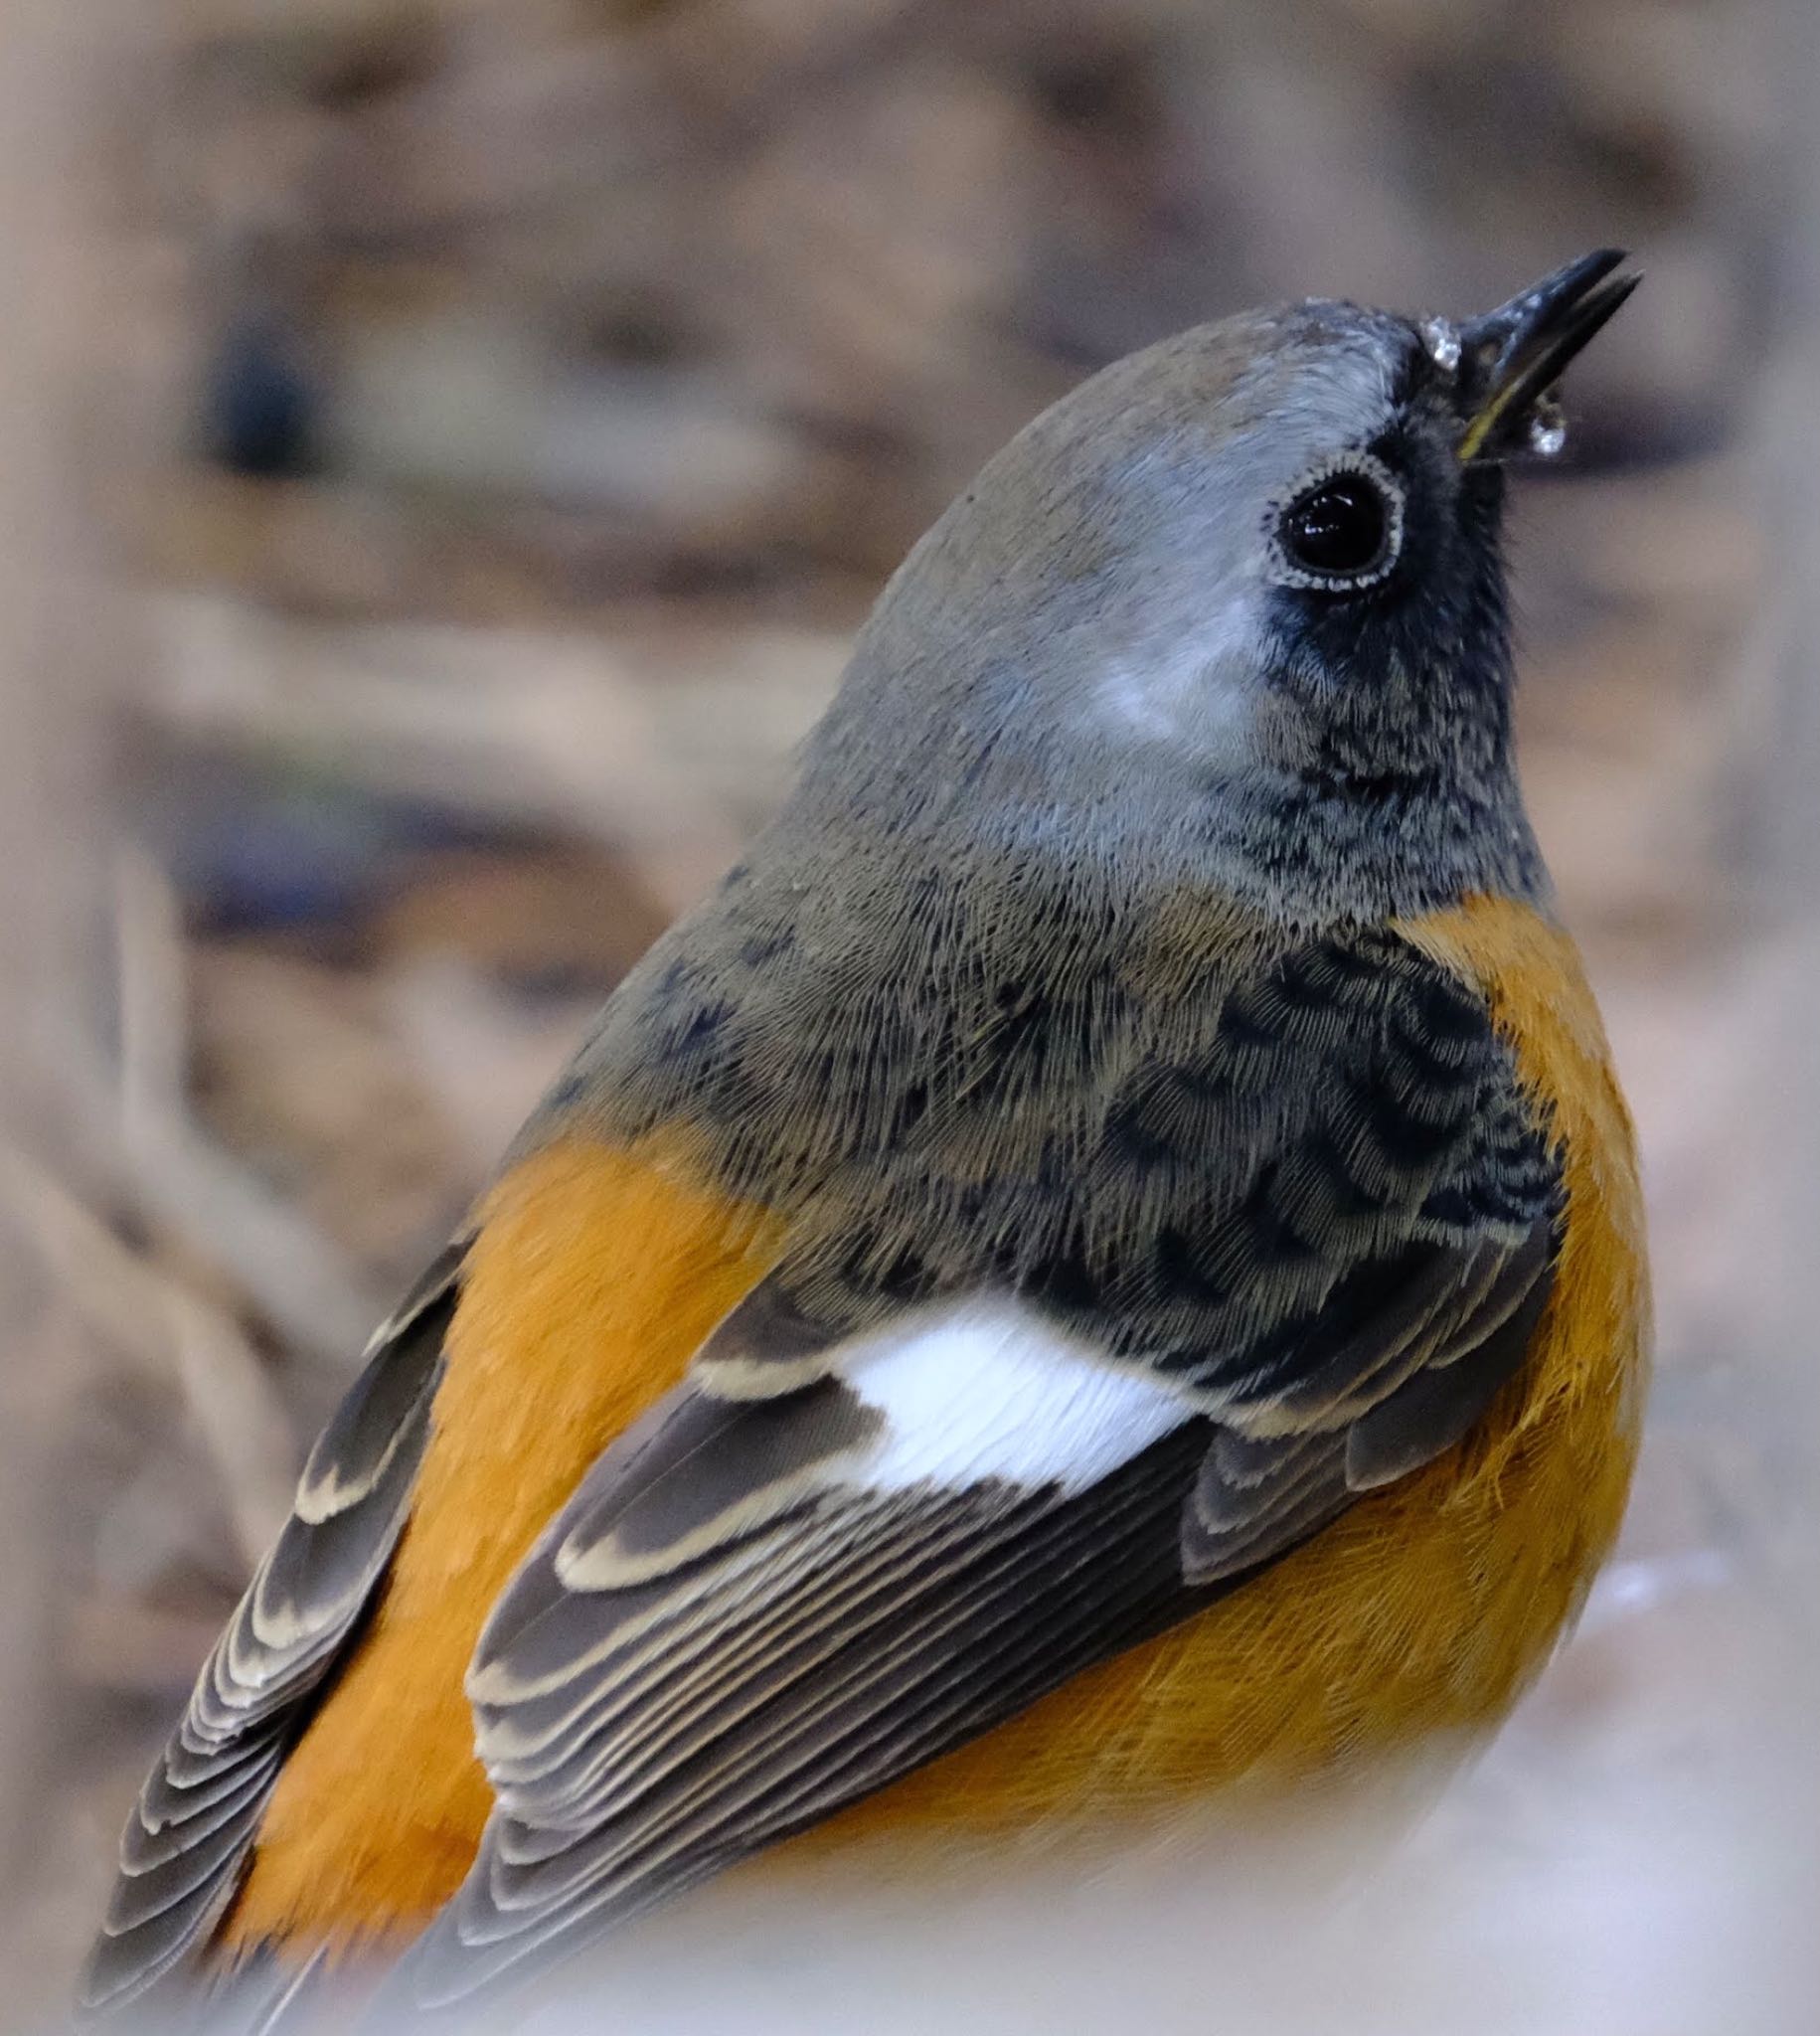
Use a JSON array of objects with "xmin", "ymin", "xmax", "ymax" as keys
[{"xmin": 800, "ymin": 252, "xmax": 1639, "ymax": 924}]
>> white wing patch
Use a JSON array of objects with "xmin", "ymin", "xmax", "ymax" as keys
[{"xmin": 837, "ymin": 1297, "xmax": 1191, "ymax": 1495}]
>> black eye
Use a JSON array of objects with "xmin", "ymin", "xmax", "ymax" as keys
[{"xmin": 1270, "ymin": 455, "xmax": 1405, "ymax": 591}]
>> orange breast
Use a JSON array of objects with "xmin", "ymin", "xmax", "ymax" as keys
[{"xmin": 221, "ymin": 894, "xmax": 1648, "ymax": 1954}]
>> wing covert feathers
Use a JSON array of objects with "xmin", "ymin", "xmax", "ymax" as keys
[
  {"xmin": 375, "ymin": 905, "xmax": 1576, "ymax": 2011},
  {"xmin": 380, "ymin": 1417, "xmax": 1210, "ymax": 2013}
]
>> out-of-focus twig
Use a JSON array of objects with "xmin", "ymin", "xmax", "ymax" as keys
[
  {"xmin": 145, "ymin": 593, "xmax": 845, "ymax": 911},
  {"xmin": 107, "ymin": 847, "xmax": 383, "ymax": 1371},
  {"xmin": 0, "ymin": 1145, "xmax": 297, "ymax": 1569}
]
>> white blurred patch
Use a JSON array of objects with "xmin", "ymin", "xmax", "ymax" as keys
[{"xmin": 495, "ymin": 1548, "xmax": 1817, "ymax": 2036}]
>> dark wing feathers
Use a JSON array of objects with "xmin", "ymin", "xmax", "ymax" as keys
[
  {"xmin": 79, "ymin": 1247, "xmax": 464, "ymax": 2019},
  {"xmin": 1181, "ymin": 1212, "xmax": 1554, "ymax": 1581},
  {"xmin": 554, "ymin": 1374, "xmax": 884, "ymax": 1588},
  {"xmin": 1344, "ymin": 1232, "xmax": 1554, "ymax": 1490},
  {"xmin": 290, "ymin": 1243, "xmax": 465, "ymax": 1522},
  {"xmin": 363, "ymin": 930, "xmax": 1563, "ymax": 2015},
  {"xmin": 381, "ymin": 1421, "xmax": 1210, "ymax": 2011}
]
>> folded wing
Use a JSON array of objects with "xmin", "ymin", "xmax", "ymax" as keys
[{"xmin": 388, "ymin": 931, "xmax": 1560, "ymax": 2013}]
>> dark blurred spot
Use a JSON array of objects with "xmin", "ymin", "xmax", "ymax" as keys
[
  {"xmin": 305, "ymin": 25, "xmax": 440, "ymax": 109},
  {"xmin": 645, "ymin": 550, "xmax": 781, "ymax": 599},
  {"xmin": 1029, "ymin": 46, "xmax": 1155, "ymax": 133},
  {"xmin": 585, "ymin": 299, "xmax": 703, "ymax": 370},
  {"xmin": 1582, "ymin": 115, "xmax": 1694, "ymax": 214},
  {"xmin": 787, "ymin": 409, "xmax": 916, "ymax": 470},
  {"xmin": 200, "ymin": 313, "xmax": 318, "ymax": 480}
]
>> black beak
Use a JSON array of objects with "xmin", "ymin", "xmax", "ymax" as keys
[{"xmin": 1453, "ymin": 249, "xmax": 1640, "ymax": 462}]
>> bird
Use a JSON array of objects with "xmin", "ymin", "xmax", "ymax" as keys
[{"xmin": 83, "ymin": 251, "xmax": 1649, "ymax": 2028}]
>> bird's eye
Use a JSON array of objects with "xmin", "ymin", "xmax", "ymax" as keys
[{"xmin": 1268, "ymin": 453, "xmax": 1405, "ymax": 592}]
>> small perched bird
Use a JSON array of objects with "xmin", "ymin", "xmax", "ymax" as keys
[{"xmin": 84, "ymin": 253, "xmax": 1649, "ymax": 2027}]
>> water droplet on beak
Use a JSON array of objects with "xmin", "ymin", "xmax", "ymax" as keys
[
  {"xmin": 1420, "ymin": 317, "xmax": 1462, "ymax": 375},
  {"xmin": 1527, "ymin": 396, "xmax": 1568, "ymax": 459}
]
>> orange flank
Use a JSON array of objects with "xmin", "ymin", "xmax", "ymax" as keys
[
  {"xmin": 807, "ymin": 895, "xmax": 1648, "ymax": 1842},
  {"xmin": 221, "ymin": 896, "xmax": 1648, "ymax": 1960},
  {"xmin": 221, "ymin": 1136, "xmax": 785, "ymax": 1955}
]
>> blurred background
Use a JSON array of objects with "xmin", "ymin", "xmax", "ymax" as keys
[{"xmin": 2, "ymin": 0, "xmax": 1817, "ymax": 2029}]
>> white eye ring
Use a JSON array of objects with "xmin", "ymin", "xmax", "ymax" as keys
[{"xmin": 1265, "ymin": 449, "xmax": 1406, "ymax": 594}]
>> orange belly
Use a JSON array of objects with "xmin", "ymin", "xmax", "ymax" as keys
[{"xmin": 222, "ymin": 894, "xmax": 1648, "ymax": 1955}]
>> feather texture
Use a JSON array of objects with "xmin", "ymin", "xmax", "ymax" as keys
[
  {"xmin": 80, "ymin": 1249, "xmax": 462, "ymax": 2017},
  {"xmin": 354, "ymin": 916, "xmax": 1566, "ymax": 2011}
]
